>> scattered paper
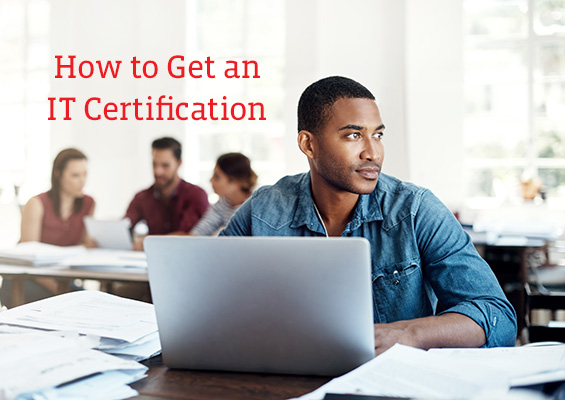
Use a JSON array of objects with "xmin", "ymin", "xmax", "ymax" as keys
[
  {"xmin": 293, "ymin": 343, "xmax": 565, "ymax": 400},
  {"xmin": 291, "ymin": 344, "xmax": 509, "ymax": 400},
  {"xmin": 0, "ymin": 242, "xmax": 85, "ymax": 266},
  {"xmin": 61, "ymin": 249, "xmax": 147, "ymax": 271},
  {"xmin": 428, "ymin": 345, "xmax": 565, "ymax": 387},
  {"xmin": 0, "ymin": 291, "xmax": 157, "ymax": 343},
  {"xmin": 0, "ymin": 332, "xmax": 146, "ymax": 400}
]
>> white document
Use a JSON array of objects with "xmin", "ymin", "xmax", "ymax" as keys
[
  {"xmin": 292, "ymin": 344, "xmax": 509, "ymax": 400},
  {"xmin": 61, "ymin": 249, "xmax": 147, "ymax": 271},
  {"xmin": 0, "ymin": 291, "xmax": 157, "ymax": 343},
  {"xmin": 107, "ymin": 331, "xmax": 162, "ymax": 361},
  {"xmin": 428, "ymin": 344, "xmax": 565, "ymax": 387},
  {"xmin": 0, "ymin": 242, "xmax": 85, "ymax": 266},
  {"xmin": 35, "ymin": 370, "xmax": 145, "ymax": 400},
  {"xmin": 84, "ymin": 217, "xmax": 133, "ymax": 250},
  {"xmin": 0, "ymin": 332, "xmax": 147, "ymax": 400}
]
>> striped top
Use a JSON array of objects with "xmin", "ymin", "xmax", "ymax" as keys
[{"xmin": 190, "ymin": 196, "xmax": 239, "ymax": 236}]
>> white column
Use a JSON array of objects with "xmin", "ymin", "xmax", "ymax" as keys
[
  {"xmin": 49, "ymin": 0, "xmax": 187, "ymax": 218},
  {"xmin": 405, "ymin": 0, "xmax": 465, "ymax": 208}
]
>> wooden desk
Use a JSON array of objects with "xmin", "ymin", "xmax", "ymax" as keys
[
  {"xmin": 131, "ymin": 356, "xmax": 330, "ymax": 400},
  {"xmin": 0, "ymin": 263, "xmax": 148, "ymax": 307}
]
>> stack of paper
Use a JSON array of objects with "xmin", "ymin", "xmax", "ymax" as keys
[
  {"xmin": 0, "ymin": 242, "xmax": 86, "ymax": 266},
  {"xmin": 61, "ymin": 249, "xmax": 148, "ymax": 272},
  {"xmin": 428, "ymin": 345, "xmax": 565, "ymax": 388},
  {"xmin": 293, "ymin": 344, "xmax": 565, "ymax": 400},
  {"xmin": 0, "ymin": 290, "xmax": 160, "ymax": 361},
  {"xmin": 0, "ymin": 331, "xmax": 147, "ymax": 400}
]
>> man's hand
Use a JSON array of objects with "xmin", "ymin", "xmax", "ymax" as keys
[
  {"xmin": 373, "ymin": 313, "xmax": 487, "ymax": 356},
  {"xmin": 373, "ymin": 320, "xmax": 418, "ymax": 356}
]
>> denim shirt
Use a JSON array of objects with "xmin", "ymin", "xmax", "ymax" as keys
[{"xmin": 220, "ymin": 172, "xmax": 517, "ymax": 347}]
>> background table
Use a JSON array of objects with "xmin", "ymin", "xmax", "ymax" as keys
[{"xmin": 0, "ymin": 263, "xmax": 148, "ymax": 307}]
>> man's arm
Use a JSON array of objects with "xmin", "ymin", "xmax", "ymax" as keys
[
  {"xmin": 177, "ymin": 188, "xmax": 210, "ymax": 233},
  {"xmin": 373, "ymin": 313, "xmax": 486, "ymax": 355},
  {"xmin": 407, "ymin": 190, "xmax": 517, "ymax": 349},
  {"xmin": 125, "ymin": 194, "xmax": 142, "ymax": 229},
  {"xmin": 125, "ymin": 194, "xmax": 145, "ymax": 250}
]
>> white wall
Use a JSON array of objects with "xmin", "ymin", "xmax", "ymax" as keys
[
  {"xmin": 284, "ymin": 0, "xmax": 410, "ymax": 181},
  {"xmin": 49, "ymin": 0, "xmax": 187, "ymax": 218},
  {"xmin": 284, "ymin": 0, "xmax": 466, "ymax": 208},
  {"xmin": 47, "ymin": 0, "xmax": 466, "ymax": 219},
  {"xmin": 405, "ymin": 0, "xmax": 465, "ymax": 209}
]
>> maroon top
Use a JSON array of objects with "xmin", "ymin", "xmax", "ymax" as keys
[
  {"xmin": 38, "ymin": 192, "xmax": 95, "ymax": 246},
  {"xmin": 125, "ymin": 179, "xmax": 209, "ymax": 234}
]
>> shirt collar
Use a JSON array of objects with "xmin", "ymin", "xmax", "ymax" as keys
[
  {"xmin": 290, "ymin": 172, "xmax": 384, "ymax": 233},
  {"xmin": 152, "ymin": 180, "xmax": 182, "ymax": 200}
]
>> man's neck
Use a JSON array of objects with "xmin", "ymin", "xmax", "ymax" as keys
[
  {"xmin": 159, "ymin": 176, "xmax": 181, "ymax": 199},
  {"xmin": 310, "ymin": 175, "xmax": 359, "ymax": 237}
]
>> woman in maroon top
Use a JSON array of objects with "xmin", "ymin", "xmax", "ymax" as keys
[
  {"xmin": 20, "ymin": 148, "xmax": 96, "ymax": 246},
  {"xmin": 3, "ymin": 149, "xmax": 97, "ymax": 307}
]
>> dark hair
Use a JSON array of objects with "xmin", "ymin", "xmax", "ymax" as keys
[
  {"xmin": 216, "ymin": 153, "xmax": 257, "ymax": 194},
  {"xmin": 297, "ymin": 76, "xmax": 376, "ymax": 134},
  {"xmin": 152, "ymin": 137, "xmax": 182, "ymax": 160},
  {"xmin": 48, "ymin": 148, "xmax": 87, "ymax": 218}
]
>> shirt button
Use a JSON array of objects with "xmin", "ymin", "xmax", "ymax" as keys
[{"xmin": 393, "ymin": 279, "xmax": 400, "ymax": 285}]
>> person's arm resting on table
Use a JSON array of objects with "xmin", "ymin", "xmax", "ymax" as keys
[{"xmin": 373, "ymin": 190, "xmax": 517, "ymax": 354}]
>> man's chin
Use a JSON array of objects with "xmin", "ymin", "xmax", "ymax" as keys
[
  {"xmin": 352, "ymin": 177, "xmax": 379, "ymax": 194},
  {"xmin": 154, "ymin": 180, "xmax": 172, "ymax": 190}
]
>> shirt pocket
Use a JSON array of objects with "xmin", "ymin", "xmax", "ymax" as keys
[{"xmin": 372, "ymin": 259, "xmax": 428, "ymax": 323}]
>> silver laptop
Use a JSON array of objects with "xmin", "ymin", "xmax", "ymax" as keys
[{"xmin": 144, "ymin": 236, "xmax": 375, "ymax": 376}]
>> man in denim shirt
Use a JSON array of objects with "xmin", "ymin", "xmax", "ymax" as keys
[{"xmin": 221, "ymin": 76, "xmax": 517, "ymax": 354}]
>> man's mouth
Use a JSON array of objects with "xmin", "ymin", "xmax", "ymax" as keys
[{"xmin": 356, "ymin": 166, "xmax": 381, "ymax": 180}]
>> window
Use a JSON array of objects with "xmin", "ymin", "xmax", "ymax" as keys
[
  {"xmin": 464, "ymin": 0, "xmax": 565, "ymax": 205},
  {"xmin": 183, "ymin": 0, "xmax": 285, "ymax": 199},
  {"xmin": 0, "ymin": 0, "xmax": 50, "ymax": 245}
]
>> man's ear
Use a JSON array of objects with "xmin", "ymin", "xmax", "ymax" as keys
[{"xmin": 297, "ymin": 130, "xmax": 316, "ymax": 159}]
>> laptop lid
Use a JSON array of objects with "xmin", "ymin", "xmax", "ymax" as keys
[
  {"xmin": 144, "ymin": 236, "xmax": 375, "ymax": 376},
  {"xmin": 84, "ymin": 217, "xmax": 133, "ymax": 250}
]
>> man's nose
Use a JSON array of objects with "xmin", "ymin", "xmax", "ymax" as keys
[{"xmin": 360, "ymin": 137, "xmax": 380, "ymax": 161}]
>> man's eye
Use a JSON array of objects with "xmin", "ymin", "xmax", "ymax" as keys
[
  {"xmin": 374, "ymin": 132, "xmax": 384, "ymax": 139},
  {"xmin": 347, "ymin": 132, "xmax": 361, "ymax": 139}
]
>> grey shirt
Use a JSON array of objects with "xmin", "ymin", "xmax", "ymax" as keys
[{"xmin": 190, "ymin": 196, "xmax": 238, "ymax": 236}]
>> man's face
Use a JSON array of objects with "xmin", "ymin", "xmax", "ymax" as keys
[
  {"xmin": 152, "ymin": 149, "xmax": 181, "ymax": 190},
  {"xmin": 310, "ymin": 97, "xmax": 385, "ymax": 195}
]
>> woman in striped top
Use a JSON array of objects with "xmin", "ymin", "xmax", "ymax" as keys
[{"xmin": 190, "ymin": 153, "xmax": 257, "ymax": 236}]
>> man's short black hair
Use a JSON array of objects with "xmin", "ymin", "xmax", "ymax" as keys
[
  {"xmin": 297, "ymin": 76, "xmax": 376, "ymax": 134},
  {"xmin": 152, "ymin": 136, "xmax": 182, "ymax": 160}
]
